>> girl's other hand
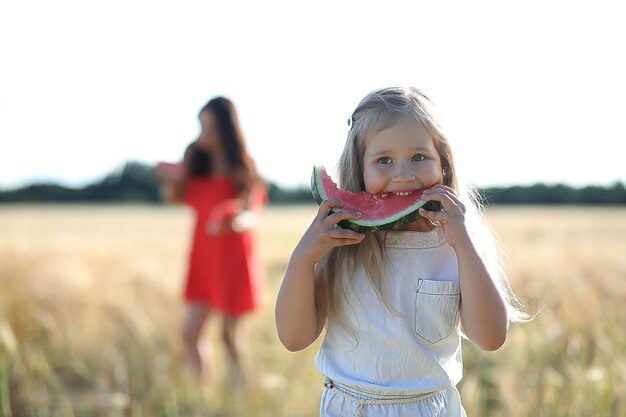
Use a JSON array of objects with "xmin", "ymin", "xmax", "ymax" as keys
[
  {"xmin": 418, "ymin": 185, "xmax": 471, "ymax": 249},
  {"xmin": 293, "ymin": 199, "xmax": 365, "ymax": 265}
]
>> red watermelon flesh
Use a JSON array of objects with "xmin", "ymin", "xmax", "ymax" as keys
[{"xmin": 311, "ymin": 166, "xmax": 441, "ymax": 232}]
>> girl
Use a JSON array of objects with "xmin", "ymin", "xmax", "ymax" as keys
[
  {"xmin": 275, "ymin": 86, "xmax": 527, "ymax": 416},
  {"xmin": 156, "ymin": 97, "xmax": 266, "ymax": 381}
]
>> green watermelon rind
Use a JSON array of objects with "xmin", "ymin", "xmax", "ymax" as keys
[{"xmin": 311, "ymin": 166, "xmax": 442, "ymax": 233}]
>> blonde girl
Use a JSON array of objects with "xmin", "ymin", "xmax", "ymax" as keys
[{"xmin": 275, "ymin": 86, "xmax": 527, "ymax": 416}]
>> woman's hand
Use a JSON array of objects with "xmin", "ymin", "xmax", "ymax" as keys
[
  {"xmin": 231, "ymin": 210, "xmax": 258, "ymax": 233},
  {"xmin": 155, "ymin": 162, "xmax": 185, "ymax": 203},
  {"xmin": 154, "ymin": 162, "xmax": 183, "ymax": 183},
  {"xmin": 293, "ymin": 199, "xmax": 365, "ymax": 265},
  {"xmin": 206, "ymin": 199, "xmax": 244, "ymax": 235},
  {"xmin": 418, "ymin": 185, "xmax": 471, "ymax": 249},
  {"xmin": 207, "ymin": 210, "xmax": 258, "ymax": 235}
]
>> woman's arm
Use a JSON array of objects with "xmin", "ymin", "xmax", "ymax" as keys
[
  {"xmin": 155, "ymin": 164, "xmax": 184, "ymax": 203},
  {"xmin": 231, "ymin": 165, "xmax": 266, "ymax": 210},
  {"xmin": 155, "ymin": 147, "xmax": 193, "ymax": 203},
  {"xmin": 207, "ymin": 169, "xmax": 267, "ymax": 235}
]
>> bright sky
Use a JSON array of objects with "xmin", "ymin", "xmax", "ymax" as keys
[{"xmin": 1, "ymin": 1, "xmax": 624, "ymax": 190}]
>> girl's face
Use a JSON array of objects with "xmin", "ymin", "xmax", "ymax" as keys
[
  {"xmin": 363, "ymin": 118, "xmax": 443, "ymax": 197},
  {"xmin": 197, "ymin": 110, "xmax": 221, "ymax": 151}
]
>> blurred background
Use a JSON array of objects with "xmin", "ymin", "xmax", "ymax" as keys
[{"xmin": 1, "ymin": 1, "xmax": 625, "ymax": 416}]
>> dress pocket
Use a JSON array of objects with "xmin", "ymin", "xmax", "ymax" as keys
[{"xmin": 415, "ymin": 278, "xmax": 461, "ymax": 343}]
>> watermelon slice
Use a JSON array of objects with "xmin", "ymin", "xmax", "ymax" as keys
[
  {"xmin": 155, "ymin": 161, "xmax": 183, "ymax": 181},
  {"xmin": 311, "ymin": 166, "xmax": 442, "ymax": 232}
]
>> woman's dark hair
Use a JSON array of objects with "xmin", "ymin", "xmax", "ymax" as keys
[
  {"xmin": 201, "ymin": 97, "xmax": 246, "ymax": 168},
  {"xmin": 187, "ymin": 97, "xmax": 258, "ymax": 191}
]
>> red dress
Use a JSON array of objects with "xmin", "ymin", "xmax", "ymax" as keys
[{"xmin": 183, "ymin": 176, "xmax": 265, "ymax": 316}]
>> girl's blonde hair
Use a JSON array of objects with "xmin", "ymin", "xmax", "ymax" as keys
[{"xmin": 318, "ymin": 86, "xmax": 529, "ymax": 339}]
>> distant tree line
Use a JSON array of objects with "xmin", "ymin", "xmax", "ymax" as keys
[
  {"xmin": 0, "ymin": 162, "xmax": 161, "ymax": 203},
  {"xmin": 480, "ymin": 183, "xmax": 626, "ymax": 205},
  {"xmin": 1, "ymin": 161, "xmax": 625, "ymax": 205}
]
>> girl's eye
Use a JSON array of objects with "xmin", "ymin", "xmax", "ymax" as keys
[
  {"xmin": 377, "ymin": 156, "xmax": 392, "ymax": 165},
  {"xmin": 412, "ymin": 154, "xmax": 426, "ymax": 162}
]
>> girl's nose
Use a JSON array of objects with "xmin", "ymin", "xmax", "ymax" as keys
[
  {"xmin": 392, "ymin": 175, "xmax": 416, "ymax": 183},
  {"xmin": 392, "ymin": 166, "xmax": 416, "ymax": 183}
]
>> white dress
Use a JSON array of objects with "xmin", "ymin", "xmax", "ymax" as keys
[{"xmin": 316, "ymin": 227, "xmax": 467, "ymax": 416}]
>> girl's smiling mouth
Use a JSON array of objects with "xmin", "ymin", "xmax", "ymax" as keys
[
  {"xmin": 389, "ymin": 190, "xmax": 415, "ymax": 196},
  {"xmin": 375, "ymin": 189, "xmax": 417, "ymax": 198}
]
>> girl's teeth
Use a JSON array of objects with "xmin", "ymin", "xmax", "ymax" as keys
[{"xmin": 379, "ymin": 191, "xmax": 414, "ymax": 198}]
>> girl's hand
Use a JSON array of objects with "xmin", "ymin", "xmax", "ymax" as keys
[
  {"xmin": 293, "ymin": 199, "xmax": 365, "ymax": 265},
  {"xmin": 418, "ymin": 185, "xmax": 471, "ymax": 249}
]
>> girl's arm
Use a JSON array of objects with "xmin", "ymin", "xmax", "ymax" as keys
[
  {"xmin": 419, "ymin": 186, "xmax": 509, "ymax": 351},
  {"xmin": 453, "ymin": 235, "xmax": 508, "ymax": 351},
  {"xmin": 275, "ymin": 199, "xmax": 364, "ymax": 351}
]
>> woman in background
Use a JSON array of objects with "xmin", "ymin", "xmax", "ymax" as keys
[{"xmin": 156, "ymin": 97, "xmax": 266, "ymax": 382}]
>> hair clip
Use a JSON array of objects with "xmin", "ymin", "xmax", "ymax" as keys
[{"xmin": 347, "ymin": 116, "xmax": 354, "ymax": 128}]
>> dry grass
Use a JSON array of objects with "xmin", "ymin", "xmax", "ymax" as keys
[{"xmin": 0, "ymin": 204, "xmax": 625, "ymax": 416}]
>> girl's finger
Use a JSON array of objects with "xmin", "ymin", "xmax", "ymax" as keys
[
  {"xmin": 425, "ymin": 186, "xmax": 466, "ymax": 212},
  {"xmin": 436, "ymin": 191, "xmax": 465, "ymax": 213},
  {"xmin": 419, "ymin": 207, "xmax": 448, "ymax": 222},
  {"xmin": 332, "ymin": 237, "xmax": 366, "ymax": 247},
  {"xmin": 324, "ymin": 209, "xmax": 362, "ymax": 227},
  {"xmin": 433, "ymin": 184, "xmax": 457, "ymax": 195},
  {"xmin": 328, "ymin": 228, "xmax": 365, "ymax": 240},
  {"xmin": 421, "ymin": 192, "xmax": 458, "ymax": 212},
  {"xmin": 424, "ymin": 186, "xmax": 458, "ymax": 201},
  {"xmin": 317, "ymin": 199, "xmax": 343, "ymax": 218}
]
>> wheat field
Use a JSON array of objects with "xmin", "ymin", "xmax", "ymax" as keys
[{"xmin": 0, "ymin": 205, "xmax": 624, "ymax": 417}]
